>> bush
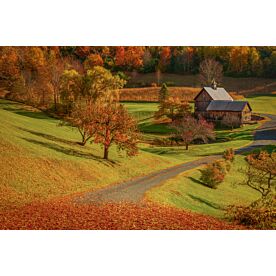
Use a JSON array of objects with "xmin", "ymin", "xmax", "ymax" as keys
[
  {"xmin": 199, "ymin": 161, "xmax": 227, "ymax": 189},
  {"xmin": 226, "ymin": 196, "xmax": 276, "ymax": 229},
  {"xmin": 223, "ymin": 148, "xmax": 235, "ymax": 162}
]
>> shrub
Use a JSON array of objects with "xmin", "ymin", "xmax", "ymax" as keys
[
  {"xmin": 223, "ymin": 148, "xmax": 235, "ymax": 162},
  {"xmin": 226, "ymin": 196, "xmax": 276, "ymax": 229},
  {"xmin": 199, "ymin": 161, "xmax": 226, "ymax": 189}
]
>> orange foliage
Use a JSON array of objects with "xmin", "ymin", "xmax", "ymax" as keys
[
  {"xmin": 0, "ymin": 201, "xmax": 243, "ymax": 230},
  {"xmin": 159, "ymin": 46, "xmax": 171, "ymax": 71},
  {"xmin": 84, "ymin": 54, "xmax": 104, "ymax": 70},
  {"xmin": 115, "ymin": 46, "xmax": 144, "ymax": 69},
  {"xmin": 0, "ymin": 47, "xmax": 20, "ymax": 80}
]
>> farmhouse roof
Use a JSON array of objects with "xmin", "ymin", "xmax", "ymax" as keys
[
  {"xmin": 206, "ymin": 100, "xmax": 252, "ymax": 112},
  {"xmin": 194, "ymin": 87, "xmax": 233, "ymax": 101}
]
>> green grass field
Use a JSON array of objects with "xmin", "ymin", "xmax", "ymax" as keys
[
  {"xmin": 0, "ymin": 98, "xmax": 264, "ymax": 211},
  {"xmin": 246, "ymin": 94, "xmax": 276, "ymax": 115},
  {"xmin": 0, "ymin": 99, "xmax": 181, "ymax": 210},
  {"xmin": 123, "ymin": 101, "xmax": 261, "ymax": 163},
  {"xmin": 145, "ymin": 155, "xmax": 261, "ymax": 218}
]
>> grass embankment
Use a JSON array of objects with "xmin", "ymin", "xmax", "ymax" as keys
[
  {"xmin": 145, "ymin": 155, "xmax": 261, "ymax": 218},
  {"xmin": 0, "ymin": 99, "xmax": 181, "ymax": 210}
]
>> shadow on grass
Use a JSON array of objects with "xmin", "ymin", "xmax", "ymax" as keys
[
  {"xmin": 187, "ymin": 176, "xmax": 206, "ymax": 186},
  {"xmin": 1, "ymin": 100, "xmax": 49, "ymax": 120},
  {"xmin": 14, "ymin": 110, "xmax": 49, "ymax": 120},
  {"xmin": 141, "ymin": 146, "xmax": 182, "ymax": 156},
  {"xmin": 237, "ymin": 144, "xmax": 276, "ymax": 155},
  {"xmin": 17, "ymin": 126, "xmax": 77, "ymax": 146},
  {"xmin": 20, "ymin": 137, "xmax": 117, "ymax": 167},
  {"xmin": 187, "ymin": 193, "xmax": 222, "ymax": 210}
]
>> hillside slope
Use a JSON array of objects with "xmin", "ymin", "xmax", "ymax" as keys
[{"xmin": 0, "ymin": 99, "xmax": 181, "ymax": 210}]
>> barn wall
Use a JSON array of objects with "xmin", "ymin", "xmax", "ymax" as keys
[
  {"xmin": 208, "ymin": 111, "xmax": 241, "ymax": 121},
  {"xmin": 194, "ymin": 90, "xmax": 212, "ymax": 112}
]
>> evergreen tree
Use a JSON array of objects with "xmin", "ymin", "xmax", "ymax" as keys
[{"xmin": 159, "ymin": 83, "xmax": 169, "ymax": 104}]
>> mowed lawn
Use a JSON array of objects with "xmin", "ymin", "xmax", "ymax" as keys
[
  {"xmin": 123, "ymin": 101, "xmax": 262, "ymax": 163},
  {"xmin": 0, "ymin": 99, "xmax": 180, "ymax": 210},
  {"xmin": 145, "ymin": 155, "xmax": 261, "ymax": 218},
  {"xmin": 0, "ymin": 98, "xmax": 264, "ymax": 211},
  {"xmin": 246, "ymin": 94, "xmax": 276, "ymax": 115}
]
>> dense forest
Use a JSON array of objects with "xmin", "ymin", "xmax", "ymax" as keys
[{"xmin": 1, "ymin": 46, "xmax": 276, "ymax": 107}]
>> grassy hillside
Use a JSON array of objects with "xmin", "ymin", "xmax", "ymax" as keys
[
  {"xmin": 245, "ymin": 94, "xmax": 276, "ymax": 115},
  {"xmin": 0, "ymin": 99, "xmax": 182, "ymax": 210},
  {"xmin": 145, "ymin": 155, "xmax": 261, "ymax": 218},
  {"xmin": 0, "ymin": 98, "xmax": 263, "ymax": 211}
]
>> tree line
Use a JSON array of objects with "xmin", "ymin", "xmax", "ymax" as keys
[{"xmin": 1, "ymin": 46, "xmax": 276, "ymax": 88}]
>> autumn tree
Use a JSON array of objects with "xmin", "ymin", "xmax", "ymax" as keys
[
  {"xmin": 199, "ymin": 58, "xmax": 223, "ymax": 86},
  {"xmin": 155, "ymin": 96, "xmax": 191, "ymax": 121},
  {"xmin": 59, "ymin": 69, "xmax": 82, "ymax": 113},
  {"xmin": 115, "ymin": 46, "xmax": 144, "ymax": 71},
  {"xmin": 0, "ymin": 47, "xmax": 21, "ymax": 87},
  {"xmin": 83, "ymin": 54, "xmax": 104, "ymax": 71},
  {"xmin": 227, "ymin": 151, "xmax": 276, "ymax": 229},
  {"xmin": 158, "ymin": 47, "xmax": 171, "ymax": 72},
  {"xmin": 61, "ymin": 66, "xmax": 126, "ymax": 143},
  {"xmin": 18, "ymin": 47, "xmax": 50, "ymax": 105},
  {"xmin": 241, "ymin": 151, "xmax": 276, "ymax": 198},
  {"xmin": 171, "ymin": 116, "xmax": 215, "ymax": 150},
  {"xmin": 83, "ymin": 66, "xmax": 125, "ymax": 104},
  {"xmin": 64, "ymin": 102, "xmax": 97, "ymax": 146},
  {"xmin": 93, "ymin": 103, "xmax": 139, "ymax": 160},
  {"xmin": 229, "ymin": 46, "xmax": 250, "ymax": 75},
  {"xmin": 46, "ymin": 48, "xmax": 65, "ymax": 110}
]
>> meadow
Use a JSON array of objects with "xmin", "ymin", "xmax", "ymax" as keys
[
  {"xmin": 0, "ymin": 99, "xmax": 182, "ymax": 210},
  {"xmin": 2, "ymin": 91, "xmax": 275, "ymax": 227},
  {"xmin": 0, "ymin": 98, "xmax": 263, "ymax": 211},
  {"xmin": 145, "ymin": 155, "xmax": 261, "ymax": 218}
]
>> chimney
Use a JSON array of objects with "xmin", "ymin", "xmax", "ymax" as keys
[{"xmin": 211, "ymin": 79, "xmax": 217, "ymax": 90}]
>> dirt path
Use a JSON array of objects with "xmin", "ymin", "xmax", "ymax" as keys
[{"xmin": 77, "ymin": 114, "xmax": 276, "ymax": 204}]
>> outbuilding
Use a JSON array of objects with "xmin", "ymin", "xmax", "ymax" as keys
[{"xmin": 194, "ymin": 82, "xmax": 252, "ymax": 125}]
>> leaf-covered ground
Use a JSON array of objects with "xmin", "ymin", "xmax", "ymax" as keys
[{"xmin": 0, "ymin": 201, "xmax": 243, "ymax": 230}]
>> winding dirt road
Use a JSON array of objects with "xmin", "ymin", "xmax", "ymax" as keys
[{"xmin": 77, "ymin": 114, "xmax": 276, "ymax": 204}]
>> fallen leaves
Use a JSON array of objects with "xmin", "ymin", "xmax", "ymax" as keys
[{"xmin": 0, "ymin": 200, "xmax": 244, "ymax": 230}]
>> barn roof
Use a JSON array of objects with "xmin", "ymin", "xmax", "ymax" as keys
[
  {"xmin": 207, "ymin": 100, "xmax": 252, "ymax": 112},
  {"xmin": 194, "ymin": 87, "xmax": 233, "ymax": 101}
]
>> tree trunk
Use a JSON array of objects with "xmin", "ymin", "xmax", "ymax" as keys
[
  {"xmin": 104, "ymin": 146, "xmax": 109, "ymax": 160},
  {"xmin": 54, "ymin": 92, "xmax": 57, "ymax": 111},
  {"xmin": 80, "ymin": 136, "xmax": 86, "ymax": 146},
  {"xmin": 185, "ymin": 143, "xmax": 189, "ymax": 150}
]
